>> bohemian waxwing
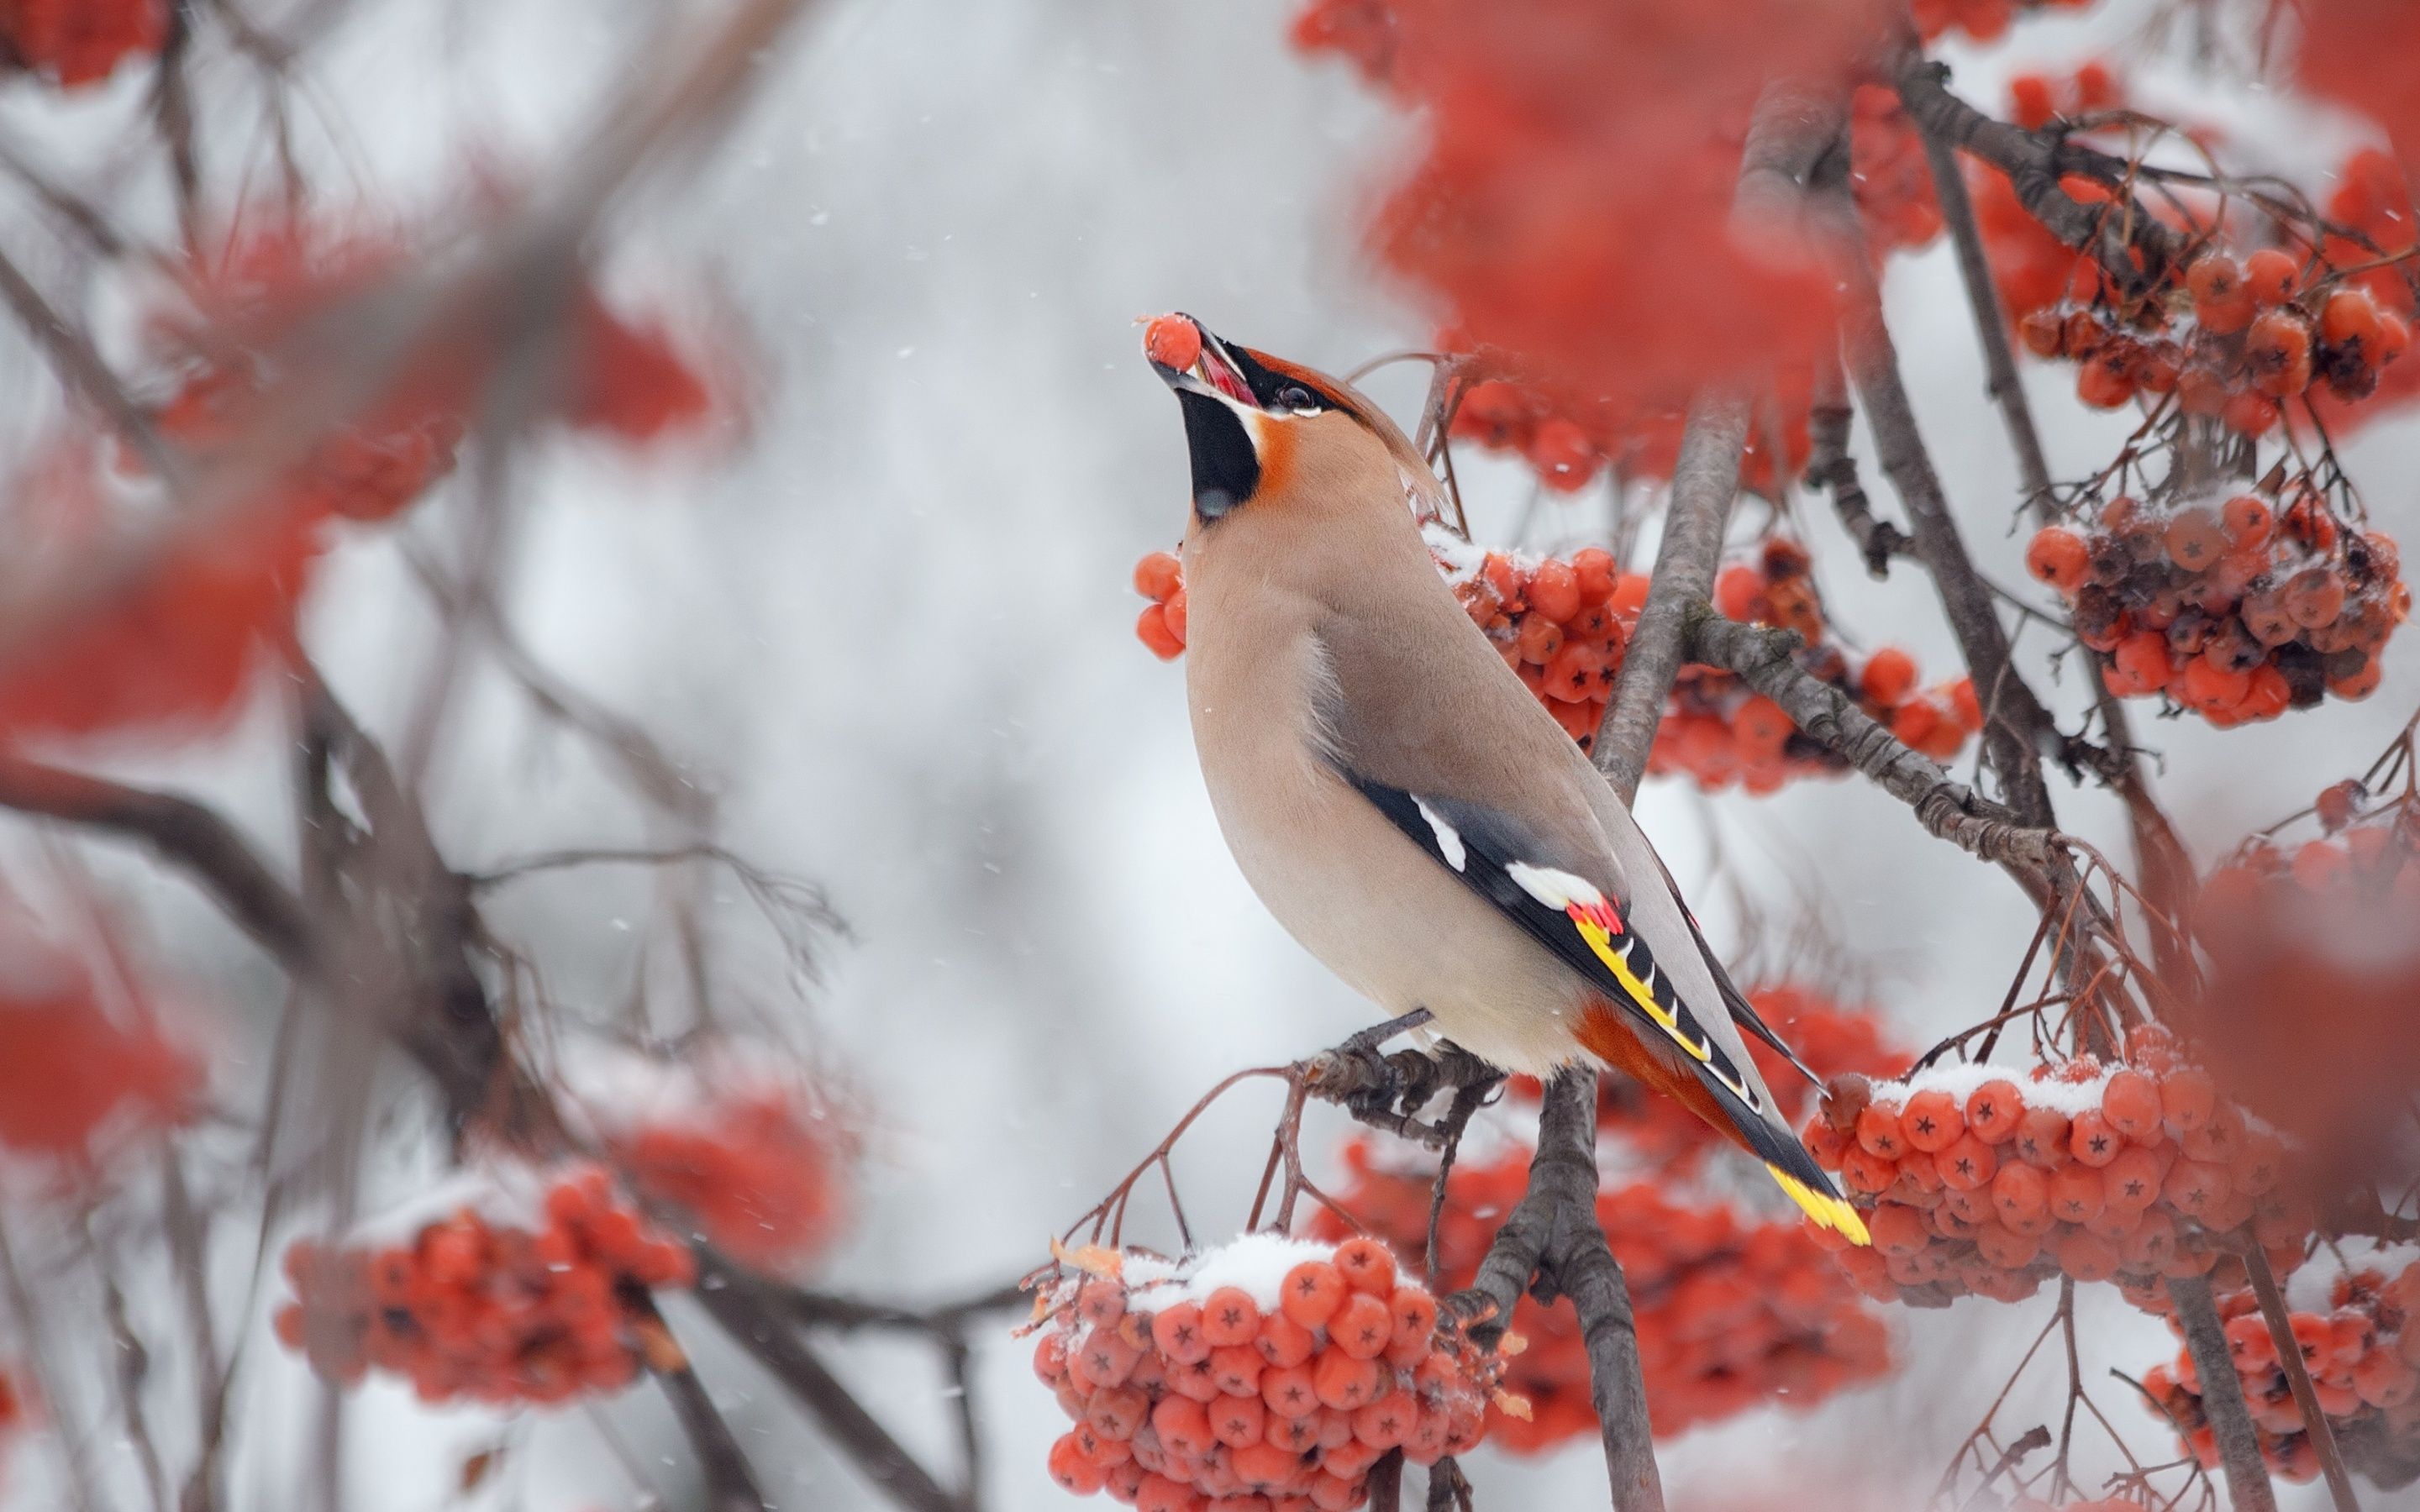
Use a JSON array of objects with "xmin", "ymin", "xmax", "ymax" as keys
[{"xmin": 1146, "ymin": 313, "xmax": 1866, "ymax": 1244}]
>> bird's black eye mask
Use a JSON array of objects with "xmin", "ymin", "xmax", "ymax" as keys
[
  {"xmin": 1220, "ymin": 342, "xmax": 1338, "ymax": 417},
  {"xmin": 1177, "ymin": 389, "xmax": 1257, "ymax": 522}
]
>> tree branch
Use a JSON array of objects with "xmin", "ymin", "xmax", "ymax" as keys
[
  {"xmin": 1891, "ymin": 50, "xmax": 2182, "ymax": 300},
  {"xmin": 1681, "ymin": 606, "xmax": 2057, "ymax": 872},
  {"xmin": 1446, "ymin": 1070, "xmax": 1662, "ymax": 1512},
  {"xmin": 1594, "ymin": 391, "xmax": 1745, "ymax": 804},
  {"xmin": 1809, "ymin": 352, "xmax": 1910, "ymax": 578},
  {"xmin": 2238, "ymin": 1243, "xmax": 2361, "ymax": 1512},
  {"xmin": 2169, "ymin": 1274, "xmax": 2281, "ymax": 1512},
  {"xmin": 1912, "ymin": 89, "xmax": 2202, "ymax": 980},
  {"xmin": 0, "ymin": 754, "xmax": 311, "ymax": 965}
]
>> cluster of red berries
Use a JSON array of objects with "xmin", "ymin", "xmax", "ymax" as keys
[
  {"xmin": 2018, "ymin": 244, "xmax": 2413, "ymax": 430},
  {"xmin": 1134, "ymin": 550, "xmax": 1187, "ymax": 661},
  {"xmin": 2140, "ymin": 1255, "xmax": 2420, "ymax": 1488},
  {"xmin": 0, "ymin": 0, "xmax": 165, "ymax": 87},
  {"xmin": 274, "ymin": 1167, "xmax": 694, "ymax": 1407},
  {"xmin": 1444, "ymin": 371, "xmax": 1810, "ymax": 501},
  {"xmin": 2199, "ymin": 779, "xmax": 2420, "ymax": 923},
  {"xmin": 607, "ymin": 1084, "xmax": 849, "ymax": 1276},
  {"xmin": 1315, "ymin": 1140, "xmax": 1889, "ymax": 1449},
  {"xmin": 1849, "ymin": 85, "xmax": 1943, "ymax": 255},
  {"xmin": 1513, "ymin": 984, "xmax": 1911, "ymax": 1176},
  {"xmin": 2024, "ymin": 489, "xmax": 2405, "ymax": 722},
  {"xmin": 1807, "ymin": 1027, "xmax": 2305, "ymax": 1308},
  {"xmin": 1431, "ymin": 533, "xmax": 1647, "ymax": 752},
  {"xmin": 1911, "ymin": 0, "xmax": 2092, "ymax": 44},
  {"xmin": 0, "ymin": 903, "xmax": 197, "ymax": 1168},
  {"xmin": 1034, "ymin": 1233, "xmax": 1494, "ymax": 1508},
  {"xmin": 1653, "ymin": 542, "xmax": 1981, "ymax": 790}
]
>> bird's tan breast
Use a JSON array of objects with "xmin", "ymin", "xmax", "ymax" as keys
[{"xmin": 1180, "ymin": 538, "xmax": 1586, "ymax": 1074}]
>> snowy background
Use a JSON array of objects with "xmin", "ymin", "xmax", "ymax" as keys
[{"xmin": 0, "ymin": 0, "xmax": 2411, "ymax": 1507}]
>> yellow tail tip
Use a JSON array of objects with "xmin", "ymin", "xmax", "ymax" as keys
[{"xmin": 1765, "ymin": 1163, "xmax": 1871, "ymax": 1247}]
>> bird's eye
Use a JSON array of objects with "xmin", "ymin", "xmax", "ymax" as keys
[{"xmin": 1278, "ymin": 385, "xmax": 1318, "ymax": 412}]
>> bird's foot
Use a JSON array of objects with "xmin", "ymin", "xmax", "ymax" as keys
[{"xmin": 1301, "ymin": 1026, "xmax": 1501, "ymax": 1151}]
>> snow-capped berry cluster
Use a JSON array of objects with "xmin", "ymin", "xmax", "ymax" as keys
[
  {"xmin": 1316, "ymin": 1140, "xmax": 1890, "ymax": 1449},
  {"xmin": 1849, "ymin": 85, "xmax": 1944, "ymax": 255},
  {"xmin": 2140, "ymin": 1248, "xmax": 2420, "ymax": 1489},
  {"xmin": 1808, "ymin": 1027, "xmax": 2305, "ymax": 1308},
  {"xmin": 1514, "ymin": 984, "xmax": 1911, "ymax": 1177},
  {"xmin": 273, "ymin": 1166, "xmax": 694, "ymax": 1407},
  {"xmin": 560, "ymin": 1042, "xmax": 852, "ymax": 1277},
  {"xmin": 0, "ymin": 0, "xmax": 166, "ymax": 88},
  {"xmin": 2025, "ymin": 490, "xmax": 2404, "ymax": 722},
  {"xmin": 1032, "ymin": 1233, "xmax": 1494, "ymax": 1507},
  {"xmin": 1912, "ymin": 0, "xmax": 2093, "ymax": 45},
  {"xmin": 1652, "ymin": 542, "xmax": 1981, "ymax": 789},
  {"xmin": 2019, "ymin": 245, "xmax": 2413, "ymax": 430}
]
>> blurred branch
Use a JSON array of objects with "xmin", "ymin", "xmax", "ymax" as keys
[
  {"xmin": 689, "ymin": 1252, "xmax": 968, "ymax": 1512},
  {"xmin": 647, "ymin": 1331, "xmax": 772, "ymax": 1512},
  {"xmin": 0, "ymin": 242, "xmax": 183, "ymax": 480},
  {"xmin": 0, "ymin": 754, "xmax": 311, "ymax": 965},
  {"xmin": 775, "ymin": 1281, "xmax": 1027, "ymax": 1336}
]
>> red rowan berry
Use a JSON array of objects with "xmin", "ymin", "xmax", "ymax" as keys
[
  {"xmin": 1331, "ymin": 1237, "xmax": 1397, "ymax": 1296},
  {"xmin": 2223, "ymin": 390, "xmax": 2280, "ymax": 436},
  {"xmin": 1134, "ymin": 550, "xmax": 1183, "ymax": 602},
  {"xmin": 2243, "ymin": 248, "xmax": 2302, "ymax": 307},
  {"xmin": 1898, "ymin": 1089, "xmax": 1965, "ymax": 1153},
  {"xmin": 2076, "ymin": 352, "xmax": 2137, "ymax": 408},
  {"xmin": 1201, "ymin": 1288, "xmax": 1261, "ymax": 1347},
  {"xmin": 1963, "ymin": 1079, "xmax": 2024, "ymax": 1143},
  {"xmin": 1938, "ymin": 1133, "xmax": 1999, "ymax": 1190},
  {"xmin": 2025, "ymin": 527, "xmax": 2091, "ymax": 594},
  {"xmin": 1144, "ymin": 315, "xmax": 1202, "ymax": 371},
  {"xmin": 1714, "ymin": 563, "xmax": 1766, "ymax": 622},
  {"xmin": 1330, "ymin": 1293, "xmax": 1393, "ymax": 1360},
  {"xmin": 1260, "ymin": 1363, "xmax": 1318, "ymax": 1417},
  {"xmin": 2013, "ymin": 1107, "xmax": 2072, "ymax": 1168},
  {"xmin": 1855, "ymin": 1103, "xmax": 1909, "ymax": 1159},
  {"xmin": 2245, "ymin": 309, "xmax": 2316, "ymax": 396},
  {"xmin": 1137, "ymin": 604, "xmax": 1185, "ymax": 659},
  {"xmin": 2195, "ymin": 268, "xmax": 2258, "ymax": 337},
  {"xmin": 1860, "ymin": 647, "xmax": 1918, "ymax": 707},
  {"xmin": 2068, "ymin": 1110, "xmax": 2123, "ymax": 1168},
  {"xmin": 1527, "ymin": 559, "xmax": 1582, "ymax": 624},
  {"xmin": 1311, "ymin": 1348, "xmax": 1383, "ymax": 1410},
  {"xmin": 1255, "ymin": 1311, "xmax": 1317, "ymax": 1369},
  {"xmin": 1152, "ymin": 1300, "xmax": 1213, "ymax": 1364},
  {"xmin": 1050, "ymin": 1431, "xmax": 1110, "ymax": 1494}
]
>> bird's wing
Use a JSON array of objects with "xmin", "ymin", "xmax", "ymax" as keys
[
  {"xmin": 1652, "ymin": 859, "xmax": 1824, "ymax": 1090},
  {"xmin": 1337, "ymin": 770, "xmax": 1866, "ymax": 1243}
]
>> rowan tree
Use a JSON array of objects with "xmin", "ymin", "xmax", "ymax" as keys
[{"xmin": 2, "ymin": 3, "xmax": 2419, "ymax": 1512}]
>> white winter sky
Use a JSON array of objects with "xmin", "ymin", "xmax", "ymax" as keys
[{"xmin": 0, "ymin": 0, "xmax": 2404, "ymax": 1508}]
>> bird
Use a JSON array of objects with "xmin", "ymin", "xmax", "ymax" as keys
[{"xmin": 1144, "ymin": 312, "xmax": 1867, "ymax": 1245}]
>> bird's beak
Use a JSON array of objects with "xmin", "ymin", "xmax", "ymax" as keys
[{"xmin": 1149, "ymin": 315, "xmax": 1261, "ymax": 410}]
